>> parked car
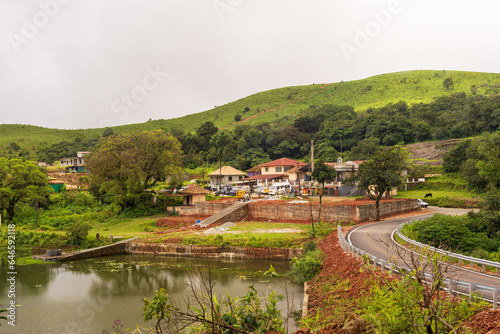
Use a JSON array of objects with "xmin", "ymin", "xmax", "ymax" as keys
[{"xmin": 417, "ymin": 199, "xmax": 428, "ymax": 208}]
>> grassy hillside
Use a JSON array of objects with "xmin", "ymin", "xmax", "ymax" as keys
[{"xmin": 2, "ymin": 70, "xmax": 500, "ymax": 155}]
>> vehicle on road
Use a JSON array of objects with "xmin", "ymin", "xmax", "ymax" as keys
[{"xmin": 417, "ymin": 199, "xmax": 428, "ymax": 208}]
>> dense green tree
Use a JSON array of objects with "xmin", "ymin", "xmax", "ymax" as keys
[
  {"xmin": 195, "ymin": 121, "xmax": 218, "ymax": 152},
  {"xmin": 443, "ymin": 77, "xmax": 454, "ymax": 90},
  {"xmin": 102, "ymin": 127, "xmax": 114, "ymax": 137},
  {"xmin": 311, "ymin": 159, "xmax": 336, "ymax": 225},
  {"xmin": 86, "ymin": 130, "xmax": 183, "ymax": 209},
  {"xmin": 476, "ymin": 132, "xmax": 500, "ymax": 189},
  {"xmin": 37, "ymin": 135, "xmax": 100, "ymax": 163},
  {"xmin": 209, "ymin": 130, "xmax": 235, "ymax": 191},
  {"xmin": 442, "ymin": 140, "xmax": 471, "ymax": 173},
  {"xmin": 348, "ymin": 145, "xmax": 408, "ymax": 221},
  {"xmin": 0, "ymin": 158, "xmax": 48, "ymax": 221},
  {"xmin": 350, "ymin": 137, "xmax": 381, "ymax": 160}
]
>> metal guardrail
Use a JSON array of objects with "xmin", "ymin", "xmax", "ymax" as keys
[
  {"xmin": 396, "ymin": 220, "xmax": 500, "ymax": 275},
  {"xmin": 337, "ymin": 225, "xmax": 500, "ymax": 309}
]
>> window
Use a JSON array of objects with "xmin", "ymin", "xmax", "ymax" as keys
[
  {"xmin": 265, "ymin": 167, "xmax": 269, "ymax": 172},
  {"xmin": 284, "ymin": 167, "xmax": 290, "ymax": 172},
  {"xmin": 275, "ymin": 167, "xmax": 282, "ymax": 172},
  {"xmin": 228, "ymin": 176, "xmax": 232, "ymax": 181},
  {"xmin": 239, "ymin": 176, "xmax": 243, "ymax": 180}
]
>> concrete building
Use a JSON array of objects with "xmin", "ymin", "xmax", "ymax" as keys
[
  {"xmin": 60, "ymin": 151, "xmax": 91, "ymax": 172},
  {"xmin": 209, "ymin": 166, "xmax": 247, "ymax": 186}
]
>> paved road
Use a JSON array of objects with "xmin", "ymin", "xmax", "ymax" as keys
[{"xmin": 345, "ymin": 207, "xmax": 500, "ymax": 299}]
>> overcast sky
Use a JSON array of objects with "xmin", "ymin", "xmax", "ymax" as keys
[{"xmin": 1, "ymin": 0, "xmax": 500, "ymax": 130}]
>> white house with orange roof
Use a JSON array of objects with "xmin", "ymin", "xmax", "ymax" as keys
[{"xmin": 244, "ymin": 158, "xmax": 308, "ymax": 187}]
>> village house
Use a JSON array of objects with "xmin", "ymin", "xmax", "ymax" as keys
[
  {"xmin": 60, "ymin": 151, "xmax": 91, "ymax": 172},
  {"xmin": 243, "ymin": 158, "xmax": 308, "ymax": 187},
  {"xmin": 208, "ymin": 166, "xmax": 247, "ymax": 187}
]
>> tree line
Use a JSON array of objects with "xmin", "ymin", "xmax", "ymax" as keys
[
  {"xmin": 175, "ymin": 92, "xmax": 500, "ymax": 171},
  {"xmin": 6, "ymin": 92, "xmax": 499, "ymax": 173}
]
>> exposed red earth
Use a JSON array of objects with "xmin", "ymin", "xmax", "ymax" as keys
[{"xmin": 304, "ymin": 223, "xmax": 500, "ymax": 333}]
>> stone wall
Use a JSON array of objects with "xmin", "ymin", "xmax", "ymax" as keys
[
  {"xmin": 194, "ymin": 199, "xmax": 418, "ymax": 223},
  {"xmin": 356, "ymin": 199, "xmax": 419, "ymax": 221},
  {"xmin": 196, "ymin": 201, "xmax": 235, "ymax": 215},
  {"xmin": 59, "ymin": 242, "xmax": 126, "ymax": 261},
  {"xmin": 125, "ymin": 243, "xmax": 302, "ymax": 260}
]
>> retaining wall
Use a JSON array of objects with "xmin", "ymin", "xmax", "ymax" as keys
[
  {"xmin": 196, "ymin": 201, "xmax": 235, "ymax": 215},
  {"xmin": 193, "ymin": 199, "xmax": 417, "ymax": 223},
  {"xmin": 58, "ymin": 242, "xmax": 127, "ymax": 261},
  {"xmin": 125, "ymin": 243, "xmax": 302, "ymax": 260},
  {"xmin": 356, "ymin": 199, "xmax": 419, "ymax": 221}
]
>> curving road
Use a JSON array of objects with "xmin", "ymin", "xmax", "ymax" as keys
[{"xmin": 345, "ymin": 207, "xmax": 500, "ymax": 299}]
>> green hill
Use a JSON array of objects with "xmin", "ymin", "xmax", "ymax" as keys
[{"xmin": 2, "ymin": 70, "xmax": 500, "ymax": 157}]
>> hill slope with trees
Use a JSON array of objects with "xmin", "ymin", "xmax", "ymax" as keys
[{"xmin": 1, "ymin": 70, "xmax": 500, "ymax": 168}]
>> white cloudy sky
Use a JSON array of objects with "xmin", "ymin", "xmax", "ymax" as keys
[{"xmin": 1, "ymin": 0, "xmax": 500, "ymax": 129}]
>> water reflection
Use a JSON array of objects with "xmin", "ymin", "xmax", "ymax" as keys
[{"xmin": 0, "ymin": 252, "xmax": 303, "ymax": 334}]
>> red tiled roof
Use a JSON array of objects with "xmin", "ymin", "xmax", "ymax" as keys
[
  {"xmin": 257, "ymin": 158, "xmax": 307, "ymax": 168},
  {"xmin": 179, "ymin": 185, "xmax": 210, "ymax": 194},
  {"xmin": 346, "ymin": 160, "xmax": 366, "ymax": 166}
]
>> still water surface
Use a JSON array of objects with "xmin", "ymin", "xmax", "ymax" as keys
[{"xmin": 0, "ymin": 251, "xmax": 303, "ymax": 333}]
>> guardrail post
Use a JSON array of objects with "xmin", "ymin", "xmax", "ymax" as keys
[
  {"xmin": 482, "ymin": 264, "xmax": 486, "ymax": 273},
  {"xmin": 469, "ymin": 283, "xmax": 476, "ymax": 299},
  {"xmin": 448, "ymin": 279, "xmax": 454, "ymax": 296},
  {"xmin": 389, "ymin": 263, "xmax": 393, "ymax": 277},
  {"xmin": 380, "ymin": 260, "xmax": 385, "ymax": 273},
  {"xmin": 493, "ymin": 288, "xmax": 498, "ymax": 310}
]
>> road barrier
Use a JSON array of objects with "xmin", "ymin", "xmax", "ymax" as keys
[
  {"xmin": 396, "ymin": 220, "xmax": 500, "ymax": 275},
  {"xmin": 337, "ymin": 225, "xmax": 500, "ymax": 309}
]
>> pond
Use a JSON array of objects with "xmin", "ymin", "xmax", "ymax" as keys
[{"xmin": 0, "ymin": 250, "xmax": 303, "ymax": 333}]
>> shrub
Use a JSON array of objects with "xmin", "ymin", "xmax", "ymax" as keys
[
  {"xmin": 307, "ymin": 220, "xmax": 335, "ymax": 238},
  {"xmin": 65, "ymin": 221, "xmax": 93, "ymax": 246},
  {"xmin": 287, "ymin": 250, "xmax": 323, "ymax": 283},
  {"xmin": 73, "ymin": 192, "xmax": 98, "ymax": 207}
]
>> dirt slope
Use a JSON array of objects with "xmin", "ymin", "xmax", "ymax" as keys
[{"xmin": 406, "ymin": 138, "xmax": 462, "ymax": 165}]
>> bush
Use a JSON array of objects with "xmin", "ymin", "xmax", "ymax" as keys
[
  {"xmin": 73, "ymin": 192, "xmax": 98, "ymax": 207},
  {"xmin": 307, "ymin": 221, "xmax": 335, "ymax": 238},
  {"xmin": 66, "ymin": 221, "xmax": 93, "ymax": 246},
  {"xmin": 0, "ymin": 229, "xmax": 62, "ymax": 247},
  {"xmin": 425, "ymin": 196, "xmax": 481, "ymax": 208},
  {"xmin": 287, "ymin": 250, "xmax": 323, "ymax": 283}
]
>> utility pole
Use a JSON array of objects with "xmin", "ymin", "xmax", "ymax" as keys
[
  {"xmin": 297, "ymin": 161, "xmax": 301, "ymax": 194},
  {"xmin": 340, "ymin": 136, "xmax": 343, "ymax": 159},
  {"xmin": 311, "ymin": 140, "xmax": 314, "ymax": 172},
  {"xmin": 36, "ymin": 199, "xmax": 39, "ymax": 228}
]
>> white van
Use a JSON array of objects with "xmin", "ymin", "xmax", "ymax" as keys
[{"xmin": 267, "ymin": 182, "xmax": 291, "ymax": 196}]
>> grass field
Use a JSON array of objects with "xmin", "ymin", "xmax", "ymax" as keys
[
  {"xmin": 88, "ymin": 215, "xmax": 160, "ymax": 239},
  {"xmin": 396, "ymin": 189, "xmax": 478, "ymax": 199}
]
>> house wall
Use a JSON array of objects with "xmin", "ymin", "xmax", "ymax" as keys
[
  {"xmin": 210, "ymin": 175, "xmax": 245, "ymax": 185},
  {"xmin": 261, "ymin": 166, "xmax": 293, "ymax": 175}
]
